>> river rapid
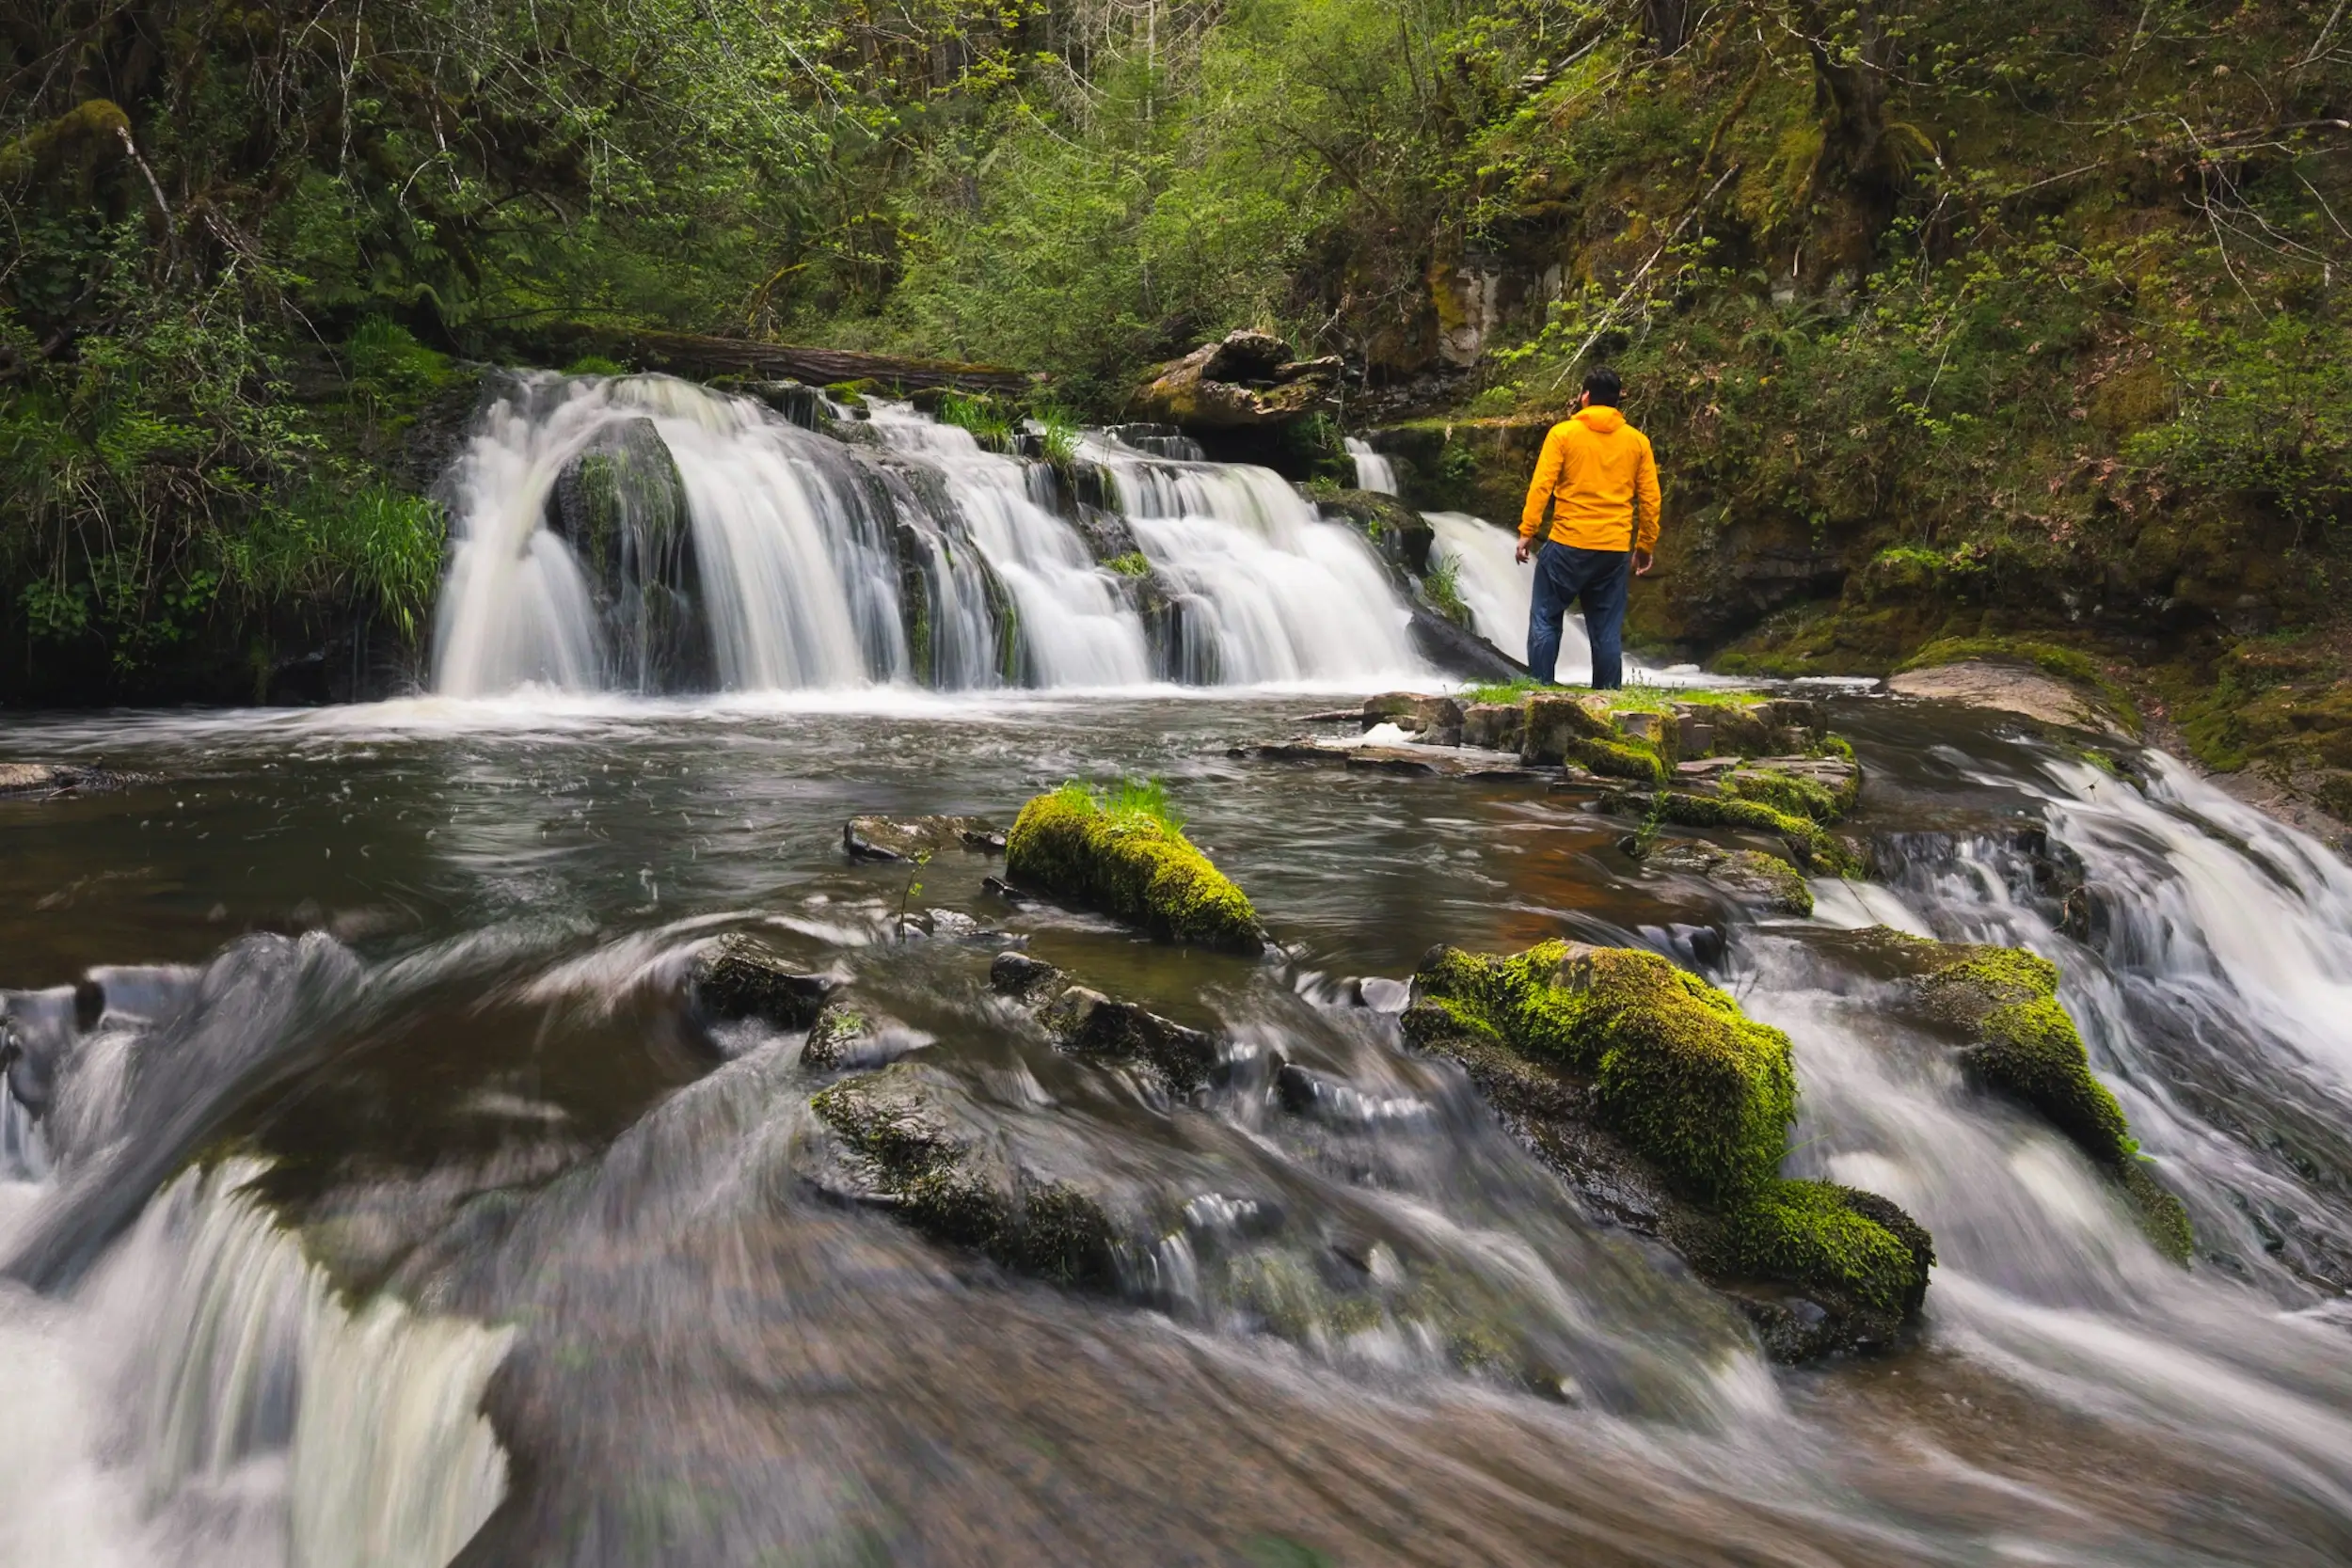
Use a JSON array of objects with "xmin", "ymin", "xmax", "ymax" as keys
[{"xmin": 5, "ymin": 689, "xmax": 2352, "ymax": 1566}]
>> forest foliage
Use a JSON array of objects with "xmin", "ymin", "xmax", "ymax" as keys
[{"xmin": 2, "ymin": 0, "xmax": 2348, "ymax": 699}]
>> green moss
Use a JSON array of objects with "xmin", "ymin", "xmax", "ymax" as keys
[
  {"xmin": 1904, "ymin": 935, "xmax": 2192, "ymax": 1261},
  {"xmin": 1721, "ymin": 848, "xmax": 1815, "ymax": 916},
  {"xmin": 1722, "ymin": 1180, "xmax": 1934, "ymax": 1318},
  {"xmin": 1411, "ymin": 942, "xmax": 1796, "ymax": 1205},
  {"xmin": 563, "ymin": 355, "xmax": 630, "ymax": 377},
  {"xmin": 1004, "ymin": 784, "xmax": 1263, "ymax": 952},
  {"xmin": 1102, "ymin": 551, "xmax": 1152, "ymax": 578},
  {"xmin": 1569, "ymin": 736, "xmax": 1669, "ymax": 787},
  {"xmin": 1631, "ymin": 790, "xmax": 1863, "ymax": 876},
  {"xmin": 1721, "ymin": 767, "xmax": 1841, "ymax": 823}
]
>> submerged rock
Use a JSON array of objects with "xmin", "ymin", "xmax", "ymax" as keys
[
  {"xmin": 1401, "ymin": 941, "xmax": 1933, "ymax": 1361},
  {"xmin": 844, "ymin": 814, "xmax": 1006, "ymax": 862},
  {"xmin": 989, "ymin": 954, "xmax": 1220, "ymax": 1096},
  {"xmin": 690, "ymin": 934, "xmax": 837, "ymax": 1030},
  {"xmin": 1841, "ymin": 927, "xmax": 2193, "ymax": 1259},
  {"xmin": 807, "ymin": 1063, "xmax": 1119, "ymax": 1288},
  {"xmin": 1001, "ymin": 786, "xmax": 1265, "ymax": 954},
  {"xmin": 1645, "ymin": 842, "xmax": 1814, "ymax": 917},
  {"xmin": 0, "ymin": 763, "xmax": 142, "ymax": 798}
]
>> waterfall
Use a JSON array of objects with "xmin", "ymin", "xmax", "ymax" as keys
[
  {"xmin": 1344, "ymin": 436, "xmax": 1398, "ymax": 496},
  {"xmin": 431, "ymin": 375, "xmax": 1433, "ymax": 696},
  {"xmin": 1085, "ymin": 437, "xmax": 1422, "ymax": 685},
  {"xmin": 1425, "ymin": 510, "xmax": 1571, "ymax": 673}
]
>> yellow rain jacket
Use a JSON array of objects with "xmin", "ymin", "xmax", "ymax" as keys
[{"xmin": 1518, "ymin": 405, "xmax": 1661, "ymax": 554}]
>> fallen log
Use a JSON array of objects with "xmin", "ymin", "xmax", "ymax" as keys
[{"xmin": 525, "ymin": 325, "xmax": 1032, "ymax": 394}]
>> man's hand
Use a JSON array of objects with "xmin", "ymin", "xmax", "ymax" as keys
[
  {"xmin": 1515, "ymin": 537, "xmax": 1533, "ymax": 564},
  {"xmin": 1632, "ymin": 548, "xmax": 1655, "ymax": 577}
]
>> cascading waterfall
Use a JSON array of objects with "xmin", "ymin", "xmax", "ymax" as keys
[
  {"xmin": 1739, "ymin": 747, "xmax": 2352, "ymax": 1516},
  {"xmin": 431, "ymin": 375, "xmax": 1437, "ymax": 697},
  {"xmin": 1086, "ymin": 436, "xmax": 1422, "ymax": 685},
  {"xmin": 1426, "ymin": 510, "xmax": 1568, "ymax": 673},
  {"xmin": 1343, "ymin": 436, "xmax": 1399, "ymax": 496}
]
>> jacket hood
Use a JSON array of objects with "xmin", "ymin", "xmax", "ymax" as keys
[{"xmin": 1573, "ymin": 404, "xmax": 1626, "ymax": 434}]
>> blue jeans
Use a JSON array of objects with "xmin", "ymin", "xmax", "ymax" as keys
[{"xmin": 1528, "ymin": 543, "xmax": 1629, "ymax": 689}]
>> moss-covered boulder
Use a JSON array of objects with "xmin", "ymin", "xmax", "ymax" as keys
[
  {"xmin": 1403, "ymin": 941, "xmax": 1932, "ymax": 1361},
  {"xmin": 1647, "ymin": 843, "xmax": 1815, "ymax": 916},
  {"xmin": 1607, "ymin": 788, "xmax": 1866, "ymax": 877},
  {"xmin": 1866, "ymin": 929, "xmax": 2191, "ymax": 1259},
  {"xmin": 1002, "ymin": 785, "xmax": 1265, "ymax": 953},
  {"xmin": 807, "ymin": 1063, "xmax": 1119, "ymax": 1288}
]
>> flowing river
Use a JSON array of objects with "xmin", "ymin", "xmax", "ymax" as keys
[{"xmin": 4, "ymin": 386, "xmax": 2351, "ymax": 1565}]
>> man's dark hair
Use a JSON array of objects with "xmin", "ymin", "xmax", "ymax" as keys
[{"xmin": 1582, "ymin": 367, "xmax": 1622, "ymax": 407}]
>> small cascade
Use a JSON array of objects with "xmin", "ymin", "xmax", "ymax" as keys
[
  {"xmin": 1344, "ymin": 436, "xmax": 1399, "ymax": 496},
  {"xmin": 1427, "ymin": 510, "xmax": 1565, "ymax": 672},
  {"xmin": 431, "ymin": 376, "xmax": 1439, "ymax": 695},
  {"xmin": 866, "ymin": 405, "xmax": 1152, "ymax": 687},
  {"xmin": 1085, "ymin": 437, "xmax": 1422, "ymax": 685}
]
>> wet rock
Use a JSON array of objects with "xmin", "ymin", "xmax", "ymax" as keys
[
  {"xmin": 1362, "ymin": 692, "xmax": 1466, "ymax": 742},
  {"xmin": 1127, "ymin": 329, "xmax": 1342, "ymax": 432},
  {"xmin": 989, "ymin": 951, "xmax": 1062, "ymax": 997},
  {"xmin": 895, "ymin": 908, "xmax": 999, "ymax": 943},
  {"xmin": 1712, "ymin": 756, "xmax": 1863, "ymax": 822},
  {"xmin": 690, "ymin": 934, "xmax": 837, "ymax": 1029},
  {"xmin": 1315, "ymin": 490, "xmax": 1434, "ymax": 575},
  {"xmin": 1461, "ymin": 703, "xmax": 1526, "ymax": 752},
  {"xmin": 1645, "ymin": 843, "xmax": 1814, "ymax": 917},
  {"xmin": 1518, "ymin": 693, "xmax": 1616, "ymax": 764},
  {"xmin": 1038, "ymin": 986, "xmax": 1220, "ymax": 1096},
  {"xmin": 0, "ymin": 763, "xmax": 142, "ymax": 798},
  {"xmin": 844, "ymin": 814, "xmax": 1008, "ymax": 862},
  {"xmin": 1402, "ymin": 941, "xmax": 1933, "ymax": 1362},
  {"xmin": 806, "ymin": 1063, "xmax": 1119, "ymax": 1288},
  {"xmin": 1834, "ymin": 927, "xmax": 2192, "ymax": 1259},
  {"xmin": 1886, "ymin": 661, "xmax": 2122, "ymax": 734},
  {"xmin": 802, "ymin": 1003, "xmax": 930, "ymax": 1071},
  {"xmin": 548, "ymin": 417, "xmax": 715, "ymax": 693},
  {"xmin": 1225, "ymin": 740, "xmax": 1540, "ymax": 780},
  {"xmin": 1001, "ymin": 787, "xmax": 1265, "ymax": 954}
]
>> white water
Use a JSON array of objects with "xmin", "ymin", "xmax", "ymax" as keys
[
  {"xmin": 1344, "ymin": 436, "xmax": 1399, "ymax": 496},
  {"xmin": 0, "ymin": 1161, "xmax": 510, "ymax": 1568},
  {"xmin": 433, "ymin": 376, "xmax": 1434, "ymax": 696},
  {"xmin": 1089, "ymin": 437, "xmax": 1422, "ymax": 685},
  {"xmin": 1744, "ymin": 750, "xmax": 2352, "ymax": 1523}
]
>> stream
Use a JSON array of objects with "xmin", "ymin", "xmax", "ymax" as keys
[{"xmin": 3, "ymin": 384, "xmax": 2351, "ymax": 1565}]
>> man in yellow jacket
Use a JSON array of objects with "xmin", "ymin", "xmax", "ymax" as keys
[{"xmin": 1515, "ymin": 366, "xmax": 1661, "ymax": 689}]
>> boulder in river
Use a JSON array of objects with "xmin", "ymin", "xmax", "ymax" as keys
[
  {"xmin": 1886, "ymin": 659, "xmax": 2123, "ymax": 734},
  {"xmin": 1402, "ymin": 941, "xmax": 1934, "ymax": 1361},
  {"xmin": 0, "ymin": 763, "xmax": 141, "ymax": 798},
  {"xmin": 548, "ymin": 416, "xmax": 716, "ymax": 693},
  {"xmin": 1645, "ymin": 843, "xmax": 1814, "ymax": 917},
  {"xmin": 990, "ymin": 956, "xmax": 1220, "ymax": 1096},
  {"xmin": 844, "ymin": 814, "xmax": 1006, "ymax": 862},
  {"xmin": 807, "ymin": 1063, "xmax": 1120, "ymax": 1288},
  {"xmin": 1001, "ymin": 786, "xmax": 1265, "ymax": 954},
  {"xmin": 1840, "ymin": 927, "xmax": 2192, "ymax": 1259},
  {"xmin": 1127, "ymin": 329, "xmax": 1342, "ymax": 431},
  {"xmin": 690, "ymin": 934, "xmax": 837, "ymax": 1030}
]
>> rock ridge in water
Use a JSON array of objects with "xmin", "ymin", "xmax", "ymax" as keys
[
  {"xmin": 1830, "ymin": 925, "xmax": 2194, "ymax": 1259},
  {"xmin": 1402, "ymin": 940, "xmax": 1934, "ymax": 1362},
  {"xmin": 547, "ymin": 416, "xmax": 717, "ymax": 693}
]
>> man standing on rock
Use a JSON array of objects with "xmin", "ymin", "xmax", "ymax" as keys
[{"xmin": 1515, "ymin": 367, "xmax": 1661, "ymax": 690}]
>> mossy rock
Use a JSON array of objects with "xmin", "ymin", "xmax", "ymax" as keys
[
  {"xmin": 1002, "ymin": 786, "xmax": 1265, "ymax": 953},
  {"xmin": 1569, "ymin": 736, "xmax": 1669, "ymax": 787},
  {"xmin": 1719, "ymin": 764, "xmax": 1849, "ymax": 823},
  {"xmin": 808, "ymin": 1063, "xmax": 1118, "ymax": 1288},
  {"xmin": 1613, "ymin": 789, "xmax": 1865, "ymax": 877},
  {"xmin": 1647, "ymin": 843, "xmax": 1814, "ymax": 916},
  {"xmin": 1855, "ymin": 927, "xmax": 2192, "ymax": 1261},
  {"xmin": 1403, "ymin": 942, "xmax": 1932, "ymax": 1360},
  {"xmin": 1407, "ymin": 942, "xmax": 1796, "ymax": 1204}
]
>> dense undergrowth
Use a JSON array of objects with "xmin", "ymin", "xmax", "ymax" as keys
[{"xmin": 5, "ymin": 2, "xmax": 2349, "ymax": 797}]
